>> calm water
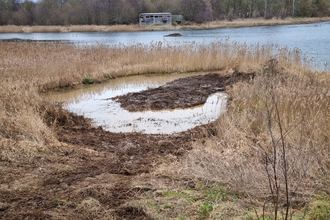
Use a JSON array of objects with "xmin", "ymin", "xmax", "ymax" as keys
[
  {"xmin": 47, "ymin": 74, "xmax": 227, "ymax": 134},
  {"xmin": 1, "ymin": 22, "xmax": 330, "ymax": 70}
]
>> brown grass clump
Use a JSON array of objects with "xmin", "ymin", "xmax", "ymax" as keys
[{"xmin": 0, "ymin": 81, "xmax": 53, "ymax": 142}]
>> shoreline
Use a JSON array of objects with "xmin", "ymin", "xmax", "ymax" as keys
[{"xmin": 0, "ymin": 17, "xmax": 329, "ymax": 33}]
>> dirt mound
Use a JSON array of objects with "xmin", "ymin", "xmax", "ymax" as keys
[
  {"xmin": 164, "ymin": 33, "xmax": 183, "ymax": 37},
  {"xmin": 114, "ymin": 72, "xmax": 254, "ymax": 112}
]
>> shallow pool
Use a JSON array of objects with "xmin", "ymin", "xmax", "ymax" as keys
[{"xmin": 46, "ymin": 73, "xmax": 227, "ymax": 134}]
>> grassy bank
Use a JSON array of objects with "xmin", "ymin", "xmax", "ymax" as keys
[
  {"xmin": 0, "ymin": 17, "xmax": 330, "ymax": 33},
  {"xmin": 1, "ymin": 40, "xmax": 329, "ymax": 219}
]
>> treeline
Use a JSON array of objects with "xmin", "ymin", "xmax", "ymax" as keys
[{"xmin": 0, "ymin": 0, "xmax": 329, "ymax": 26}]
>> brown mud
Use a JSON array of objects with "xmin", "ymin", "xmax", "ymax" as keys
[
  {"xmin": 164, "ymin": 33, "xmax": 183, "ymax": 37},
  {"xmin": 0, "ymin": 72, "xmax": 254, "ymax": 219},
  {"xmin": 114, "ymin": 72, "xmax": 255, "ymax": 112}
]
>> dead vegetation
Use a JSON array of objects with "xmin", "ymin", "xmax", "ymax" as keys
[
  {"xmin": 157, "ymin": 61, "xmax": 330, "ymax": 219},
  {"xmin": 1, "ymin": 17, "xmax": 330, "ymax": 33},
  {"xmin": 0, "ymin": 39, "xmax": 330, "ymax": 219}
]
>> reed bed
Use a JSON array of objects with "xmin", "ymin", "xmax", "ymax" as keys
[
  {"xmin": 1, "ymin": 40, "xmax": 330, "ymax": 218},
  {"xmin": 159, "ymin": 59, "xmax": 330, "ymax": 218},
  {"xmin": 0, "ymin": 40, "xmax": 324, "ymax": 142},
  {"xmin": 0, "ymin": 40, "xmax": 309, "ymax": 90},
  {"xmin": 198, "ymin": 17, "xmax": 330, "ymax": 29},
  {"xmin": 1, "ymin": 17, "xmax": 330, "ymax": 33},
  {"xmin": 0, "ymin": 40, "xmax": 274, "ymax": 141}
]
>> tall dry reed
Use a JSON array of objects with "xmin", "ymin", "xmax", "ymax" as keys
[
  {"xmin": 160, "ymin": 61, "xmax": 330, "ymax": 217},
  {"xmin": 0, "ymin": 40, "xmax": 324, "ymax": 143},
  {"xmin": 0, "ymin": 81, "xmax": 53, "ymax": 142}
]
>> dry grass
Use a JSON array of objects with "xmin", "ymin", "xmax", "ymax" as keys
[
  {"xmin": 0, "ymin": 40, "xmax": 309, "ymax": 91},
  {"xmin": 0, "ymin": 39, "xmax": 265, "ymax": 145},
  {"xmin": 158, "ymin": 60, "xmax": 330, "ymax": 218},
  {"xmin": 0, "ymin": 80, "xmax": 53, "ymax": 142},
  {"xmin": 1, "ymin": 17, "xmax": 330, "ymax": 33},
  {"xmin": 192, "ymin": 17, "xmax": 330, "ymax": 29},
  {"xmin": 1, "ymin": 39, "xmax": 330, "ymax": 219}
]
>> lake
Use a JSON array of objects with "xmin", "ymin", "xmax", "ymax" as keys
[{"xmin": 1, "ymin": 21, "xmax": 329, "ymax": 70}]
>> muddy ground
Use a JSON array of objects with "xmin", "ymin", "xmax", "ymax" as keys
[
  {"xmin": 114, "ymin": 72, "xmax": 254, "ymax": 112},
  {"xmin": 0, "ymin": 72, "xmax": 254, "ymax": 219}
]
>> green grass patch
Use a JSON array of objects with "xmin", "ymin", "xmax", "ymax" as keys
[
  {"xmin": 140, "ymin": 182, "xmax": 239, "ymax": 219},
  {"xmin": 199, "ymin": 202, "xmax": 214, "ymax": 217},
  {"xmin": 82, "ymin": 77, "xmax": 94, "ymax": 84},
  {"xmin": 307, "ymin": 193, "xmax": 330, "ymax": 220}
]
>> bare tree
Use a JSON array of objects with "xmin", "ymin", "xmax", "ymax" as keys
[
  {"xmin": 250, "ymin": 65, "xmax": 318, "ymax": 219},
  {"xmin": 21, "ymin": 0, "xmax": 36, "ymax": 25},
  {"xmin": 181, "ymin": 0, "xmax": 212, "ymax": 23},
  {"xmin": 211, "ymin": 0, "xmax": 225, "ymax": 20},
  {"xmin": 292, "ymin": 0, "xmax": 296, "ymax": 17},
  {"xmin": 263, "ymin": 0, "xmax": 267, "ymax": 18}
]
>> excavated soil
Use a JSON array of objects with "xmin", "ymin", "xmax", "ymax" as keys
[
  {"xmin": 114, "ymin": 72, "xmax": 254, "ymax": 112},
  {"xmin": 0, "ymin": 72, "xmax": 254, "ymax": 219}
]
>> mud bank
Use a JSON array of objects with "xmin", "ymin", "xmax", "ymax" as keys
[{"xmin": 114, "ymin": 72, "xmax": 255, "ymax": 112}]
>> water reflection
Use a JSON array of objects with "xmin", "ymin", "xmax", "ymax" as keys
[
  {"xmin": 95, "ymin": 92, "xmax": 226, "ymax": 134},
  {"xmin": 46, "ymin": 73, "xmax": 227, "ymax": 134}
]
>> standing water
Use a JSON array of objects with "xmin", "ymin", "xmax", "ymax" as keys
[{"xmin": 47, "ymin": 74, "xmax": 227, "ymax": 134}]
